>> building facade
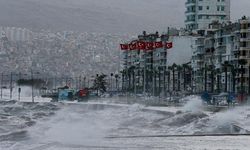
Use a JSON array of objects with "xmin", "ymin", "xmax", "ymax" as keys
[
  {"xmin": 191, "ymin": 17, "xmax": 250, "ymax": 94},
  {"xmin": 121, "ymin": 32, "xmax": 193, "ymax": 96},
  {"xmin": 185, "ymin": 0, "xmax": 230, "ymax": 31}
]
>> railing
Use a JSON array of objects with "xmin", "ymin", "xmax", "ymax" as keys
[{"xmin": 185, "ymin": 0, "xmax": 196, "ymax": 5}]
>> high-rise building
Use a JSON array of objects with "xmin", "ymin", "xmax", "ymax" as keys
[{"xmin": 185, "ymin": 0, "xmax": 230, "ymax": 31}]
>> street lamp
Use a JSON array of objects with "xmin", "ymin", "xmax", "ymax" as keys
[
  {"xmin": 31, "ymin": 70, "xmax": 40, "ymax": 103},
  {"xmin": 0, "ymin": 73, "xmax": 3, "ymax": 99}
]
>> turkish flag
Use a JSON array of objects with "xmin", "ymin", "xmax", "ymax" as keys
[
  {"xmin": 154, "ymin": 41, "xmax": 163, "ymax": 49},
  {"xmin": 145, "ymin": 42, "xmax": 154, "ymax": 50},
  {"xmin": 129, "ymin": 43, "xmax": 137, "ymax": 50},
  {"xmin": 120, "ymin": 44, "xmax": 128, "ymax": 50},
  {"xmin": 137, "ymin": 41, "xmax": 146, "ymax": 50},
  {"xmin": 166, "ymin": 42, "xmax": 173, "ymax": 49}
]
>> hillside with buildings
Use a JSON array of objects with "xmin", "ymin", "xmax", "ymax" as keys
[{"xmin": 0, "ymin": 27, "xmax": 127, "ymax": 77}]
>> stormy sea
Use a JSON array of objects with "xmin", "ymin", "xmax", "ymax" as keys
[{"xmin": 1, "ymin": 96, "xmax": 250, "ymax": 150}]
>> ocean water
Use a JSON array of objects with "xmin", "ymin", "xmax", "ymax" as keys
[{"xmin": 1, "ymin": 97, "xmax": 250, "ymax": 150}]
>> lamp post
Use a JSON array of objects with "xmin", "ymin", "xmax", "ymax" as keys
[
  {"xmin": 1, "ymin": 73, "xmax": 3, "ymax": 99},
  {"xmin": 18, "ymin": 72, "xmax": 21, "ymax": 101},
  {"xmin": 31, "ymin": 70, "xmax": 34, "ymax": 102},
  {"xmin": 10, "ymin": 72, "xmax": 13, "ymax": 100},
  {"xmin": 31, "ymin": 70, "xmax": 40, "ymax": 103}
]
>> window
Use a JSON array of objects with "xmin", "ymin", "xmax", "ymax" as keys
[
  {"xmin": 240, "ymin": 42, "xmax": 247, "ymax": 47},
  {"xmin": 241, "ymin": 33, "xmax": 247, "ymax": 38},
  {"xmin": 221, "ymin": 6, "xmax": 225, "ymax": 11},
  {"xmin": 198, "ymin": 15, "xmax": 202, "ymax": 19},
  {"xmin": 207, "ymin": 6, "xmax": 209, "ymax": 10},
  {"xmin": 243, "ymin": 50, "xmax": 246, "ymax": 56},
  {"xmin": 199, "ymin": 6, "xmax": 203, "ymax": 10},
  {"xmin": 217, "ymin": 6, "xmax": 220, "ymax": 11}
]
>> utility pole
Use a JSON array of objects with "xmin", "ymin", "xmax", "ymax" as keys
[
  {"xmin": 31, "ymin": 70, "xmax": 34, "ymax": 103},
  {"xmin": 143, "ymin": 51, "xmax": 147, "ymax": 95},
  {"xmin": 1, "ymin": 73, "xmax": 3, "ymax": 99},
  {"xmin": 18, "ymin": 72, "xmax": 21, "ymax": 101},
  {"xmin": 10, "ymin": 72, "xmax": 13, "ymax": 100}
]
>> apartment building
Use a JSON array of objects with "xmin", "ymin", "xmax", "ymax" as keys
[
  {"xmin": 191, "ymin": 16, "xmax": 250, "ymax": 94},
  {"xmin": 185, "ymin": 0, "xmax": 230, "ymax": 31}
]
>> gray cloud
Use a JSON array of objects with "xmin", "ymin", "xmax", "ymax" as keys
[{"xmin": 0, "ymin": 0, "xmax": 248, "ymax": 33}]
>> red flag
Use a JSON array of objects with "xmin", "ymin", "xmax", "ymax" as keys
[
  {"xmin": 154, "ymin": 41, "xmax": 163, "ymax": 49},
  {"xmin": 129, "ymin": 43, "xmax": 137, "ymax": 50},
  {"xmin": 120, "ymin": 44, "xmax": 128, "ymax": 50},
  {"xmin": 145, "ymin": 42, "xmax": 154, "ymax": 50},
  {"xmin": 137, "ymin": 41, "xmax": 146, "ymax": 50},
  {"xmin": 166, "ymin": 42, "xmax": 173, "ymax": 49}
]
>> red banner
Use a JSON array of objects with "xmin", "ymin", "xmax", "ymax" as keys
[
  {"xmin": 120, "ymin": 41, "xmax": 173, "ymax": 50},
  {"xmin": 120, "ymin": 44, "xmax": 129, "ymax": 50},
  {"xmin": 154, "ymin": 41, "xmax": 163, "ymax": 49},
  {"xmin": 129, "ymin": 43, "xmax": 137, "ymax": 50},
  {"xmin": 166, "ymin": 42, "xmax": 173, "ymax": 49},
  {"xmin": 145, "ymin": 42, "xmax": 154, "ymax": 50},
  {"xmin": 137, "ymin": 41, "xmax": 146, "ymax": 50}
]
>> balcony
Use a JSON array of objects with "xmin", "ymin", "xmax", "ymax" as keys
[
  {"xmin": 196, "ymin": 49, "xmax": 205, "ymax": 55},
  {"xmin": 185, "ymin": 0, "xmax": 196, "ymax": 6},
  {"xmin": 185, "ymin": 10, "xmax": 196, "ymax": 15},
  {"xmin": 240, "ymin": 47, "xmax": 250, "ymax": 51},
  {"xmin": 215, "ymin": 42, "xmax": 226, "ymax": 48},
  {"xmin": 240, "ymin": 29, "xmax": 250, "ymax": 33},
  {"xmin": 197, "ymin": 59, "xmax": 204, "ymax": 63},
  {"xmin": 239, "ymin": 56, "xmax": 250, "ymax": 60},
  {"xmin": 240, "ymin": 37, "xmax": 250, "ymax": 42},
  {"xmin": 185, "ymin": 18, "xmax": 196, "ymax": 23}
]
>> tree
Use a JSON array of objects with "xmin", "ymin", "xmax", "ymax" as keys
[
  {"xmin": 171, "ymin": 63, "xmax": 178, "ymax": 91},
  {"xmin": 120, "ymin": 69, "xmax": 126, "ymax": 91},
  {"xmin": 177, "ymin": 65, "xmax": 182, "ymax": 91},
  {"xmin": 166, "ymin": 70, "xmax": 171, "ymax": 92},
  {"xmin": 238, "ymin": 59, "xmax": 247, "ymax": 95},
  {"xmin": 92, "ymin": 74, "xmax": 107, "ymax": 95},
  {"xmin": 128, "ymin": 66, "xmax": 136, "ymax": 92},
  {"xmin": 167, "ymin": 66, "xmax": 172, "ymax": 92},
  {"xmin": 209, "ymin": 65, "xmax": 215, "ymax": 93},
  {"xmin": 222, "ymin": 61, "xmax": 230, "ymax": 92},
  {"xmin": 115, "ymin": 74, "xmax": 119, "ymax": 91},
  {"xmin": 182, "ymin": 63, "xmax": 193, "ymax": 92}
]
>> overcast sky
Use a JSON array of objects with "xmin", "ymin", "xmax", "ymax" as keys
[{"xmin": 0, "ymin": 0, "xmax": 249, "ymax": 33}]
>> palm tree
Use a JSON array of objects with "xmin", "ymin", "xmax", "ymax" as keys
[
  {"xmin": 128, "ymin": 66, "xmax": 136, "ymax": 92},
  {"xmin": 146, "ymin": 69, "xmax": 152, "ymax": 93},
  {"xmin": 120, "ymin": 69, "xmax": 126, "ymax": 90},
  {"xmin": 215, "ymin": 68, "xmax": 221, "ymax": 93},
  {"xmin": 158, "ymin": 67, "xmax": 163, "ymax": 96},
  {"xmin": 166, "ymin": 67, "xmax": 171, "ymax": 93},
  {"xmin": 222, "ymin": 61, "xmax": 230, "ymax": 92},
  {"xmin": 231, "ymin": 65, "xmax": 236, "ymax": 93},
  {"xmin": 177, "ymin": 65, "xmax": 182, "ymax": 91},
  {"xmin": 152, "ymin": 68, "xmax": 158, "ymax": 96},
  {"xmin": 115, "ymin": 74, "xmax": 119, "ymax": 91},
  {"xmin": 182, "ymin": 64, "xmax": 188, "ymax": 91},
  {"xmin": 209, "ymin": 65, "xmax": 215, "ymax": 93},
  {"xmin": 238, "ymin": 59, "xmax": 247, "ymax": 95},
  {"xmin": 203, "ymin": 64, "xmax": 208, "ymax": 92},
  {"xmin": 171, "ymin": 63, "xmax": 178, "ymax": 91}
]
